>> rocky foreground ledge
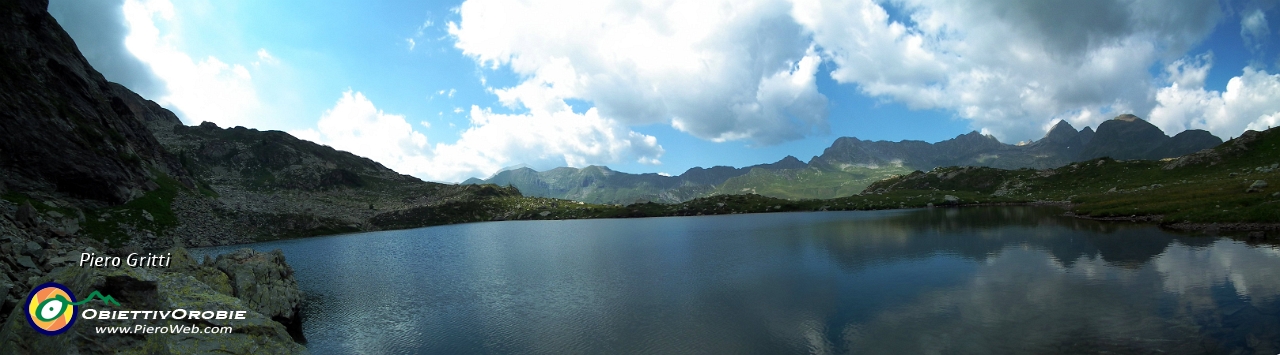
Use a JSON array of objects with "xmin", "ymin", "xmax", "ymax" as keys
[{"xmin": 0, "ymin": 203, "xmax": 306, "ymax": 354}]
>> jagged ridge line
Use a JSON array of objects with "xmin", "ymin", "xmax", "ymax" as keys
[{"xmin": 72, "ymin": 291, "xmax": 121, "ymax": 307}]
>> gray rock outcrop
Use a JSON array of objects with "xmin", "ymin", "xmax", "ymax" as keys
[{"xmin": 211, "ymin": 248, "xmax": 305, "ymax": 342}]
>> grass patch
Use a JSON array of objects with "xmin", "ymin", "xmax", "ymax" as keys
[
  {"xmin": 81, "ymin": 171, "xmax": 185, "ymax": 247},
  {"xmin": 1, "ymin": 191, "xmax": 80, "ymax": 217}
]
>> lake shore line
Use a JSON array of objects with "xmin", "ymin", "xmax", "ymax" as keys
[{"xmin": 187, "ymin": 197, "xmax": 1278, "ymax": 251}]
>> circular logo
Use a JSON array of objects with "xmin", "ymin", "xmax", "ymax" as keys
[{"xmin": 24, "ymin": 282, "xmax": 78, "ymax": 336}]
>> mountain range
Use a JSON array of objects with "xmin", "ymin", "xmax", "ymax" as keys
[{"xmin": 465, "ymin": 114, "xmax": 1222, "ymax": 204}]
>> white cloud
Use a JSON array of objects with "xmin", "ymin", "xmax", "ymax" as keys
[
  {"xmin": 449, "ymin": 0, "xmax": 828, "ymax": 145},
  {"xmin": 448, "ymin": 0, "xmax": 1252, "ymax": 144},
  {"xmin": 254, "ymin": 48, "xmax": 279, "ymax": 66},
  {"xmin": 122, "ymin": 0, "xmax": 265, "ymax": 128},
  {"xmin": 292, "ymin": 91, "xmax": 433, "ymax": 175},
  {"xmin": 792, "ymin": 0, "xmax": 1223, "ymax": 141},
  {"xmin": 406, "ymin": 38, "xmax": 416, "ymax": 51},
  {"xmin": 1241, "ymin": 9, "xmax": 1270, "ymax": 53},
  {"xmin": 295, "ymin": 90, "xmax": 663, "ymax": 182},
  {"xmin": 1165, "ymin": 52, "xmax": 1213, "ymax": 89},
  {"xmin": 433, "ymin": 105, "xmax": 664, "ymax": 181},
  {"xmin": 1150, "ymin": 65, "xmax": 1280, "ymax": 137}
]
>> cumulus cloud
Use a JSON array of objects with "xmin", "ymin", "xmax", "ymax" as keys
[
  {"xmin": 119, "ymin": 0, "xmax": 267, "ymax": 128},
  {"xmin": 48, "ymin": 0, "xmax": 167, "ymax": 98},
  {"xmin": 433, "ymin": 105, "xmax": 664, "ymax": 180},
  {"xmin": 792, "ymin": 0, "xmax": 1222, "ymax": 141},
  {"xmin": 449, "ymin": 0, "xmax": 829, "ymax": 145},
  {"xmin": 447, "ymin": 0, "xmax": 1261, "ymax": 145},
  {"xmin": 294, "ymin": 90, "xmax": 663, "ymax": 183},
  {"xmin": 1150, "ymin": 64, "xmax": 1280, "ymax": 136},
  {"xmin": 292, "ymin": 91, "xmax": 433, "ymax": 174}
]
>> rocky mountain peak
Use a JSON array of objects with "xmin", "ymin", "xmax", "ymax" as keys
[
  {"xmin": 938, "ymin": 130, "xmax": 1005, "ymax": 152},
  {"xmin": 1041, "ymin": 120, "xmax": 1079, "ymax": 145},
  {"xmin": 1077, "ymin": 114, "xmax": 1220, "ymax": 161},
  {"xmin": 1078, "ymin": 126, "xmax": 1096, "ymax": 144},
  {"xmin": 755, "ymin": 155, "xmax": 806, "ymax": 170},
  {"xmin": 1114, "ymin": 113, "xmax": 1142, "ymax": 122}
]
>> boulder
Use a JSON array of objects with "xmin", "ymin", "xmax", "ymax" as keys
[
  {"xmin": 943, "ymin": 195, "xmax": 960, "ymax": 204},
  {"xmin": 0, "ymin": 266, "xmax": 307, "ymax": 355},
  {"xmin": 14, "ymin": 202, "xmax": 35, "ymax": 226},
  {"xmin": 1248, "ymin": 180, "xmax": 1268, "ymax": 193},
  {"xmin": 21, "ymin": 241, "xmax": 42, "ymax": 260},
  {"xmin": 211, "ymin": 249, "xmax": 304, "ymax": 342},
  {"xmin": 14, "ymin": 256, "xmax": 36, "ymax": 270},
  {"xmin": 52, "ymin": 218, "xmax": 79, "ymax": 237}
]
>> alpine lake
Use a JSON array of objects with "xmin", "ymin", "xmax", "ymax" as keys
[{"xmin": 193, "ymin": 206, "xmax": 1280, "ymax": 354}]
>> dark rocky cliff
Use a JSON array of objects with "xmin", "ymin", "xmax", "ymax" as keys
[
  {"xmin": 0, "ymin": 0, "xmax": 193, "ymax": 205},
  {"xmin": 0, "ymin": 1, "xmax": 308, "ymax": 352}
]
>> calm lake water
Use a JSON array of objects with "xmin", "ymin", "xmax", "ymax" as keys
[{"xmin": 194, "ymin": 206, "xmax": 1280, "ymax": 354}]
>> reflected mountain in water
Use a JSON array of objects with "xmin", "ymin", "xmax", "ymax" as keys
[
  {"xmin": 195, "ymin": 207, "xmax": 1280, "ymax": 354},
  {"xmin": 803, "ymin": 206, "xmax": 1216, "ymax": 271}
]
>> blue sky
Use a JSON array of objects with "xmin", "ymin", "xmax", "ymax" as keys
[{"xmin": 50, "ymin": 0, "xmax": 1280, "ymax": 182}]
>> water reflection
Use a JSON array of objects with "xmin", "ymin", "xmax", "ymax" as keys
[
  {"xmin": 194, "ymin": 207, "xmax": 1280, "ymax": 354},
  {"xmin": 804, "ymin": 206, "xmax": 1210, "ymax": 270},
  {"xmin": 803, "ymin": 207, "xmax": 1280, "ymax": 354}
]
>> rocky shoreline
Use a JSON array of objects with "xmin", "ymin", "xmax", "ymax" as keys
[{"xmin": 0, "ymin": 198, "xmax": 307, "ymax": 354}]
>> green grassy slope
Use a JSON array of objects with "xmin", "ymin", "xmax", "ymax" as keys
[
  {"xmin": 714, "ymin": 165, "xmax": 914, "ymax": 200},
  {"xmin": 866, "ymin": 127, "xmax": 1280, "ymax": 224}
]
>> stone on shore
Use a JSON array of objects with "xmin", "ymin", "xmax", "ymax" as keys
[{"xmin": 211, "ymin": 248, "xmax": 305, "ymax": 342}]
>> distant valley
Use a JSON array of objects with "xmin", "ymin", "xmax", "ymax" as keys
[{"xmin": 465, "ymin": 114, "xmax": 1223, "ymax": 204}]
